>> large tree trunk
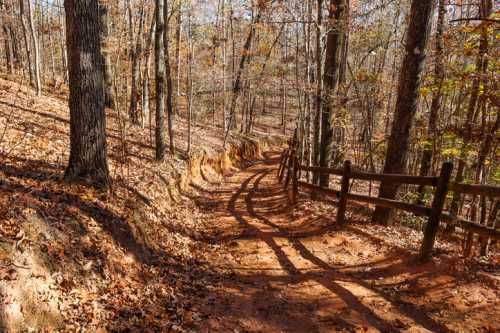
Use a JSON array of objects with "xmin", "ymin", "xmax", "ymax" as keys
[
  {"xmin": 416, "ymin": 0, "xmax": 446, "ymax": 204},
  {"xmin": 318, "ymin": 0, "xmax": 348, "ymax": 188},
  {"xmin": 98, "ymin": 1, "xmax": 116, "ymax": 109},
  {"xmin": 372, "ymin": 0, "xmax": 435, "ymax": 225},
  {"xmin": 64, "ymin": 0, "xmax": 110, "ymax": 189},
  {"xmin": 155, "ymin": 0, "xmax": 167, "ymax": 161}
]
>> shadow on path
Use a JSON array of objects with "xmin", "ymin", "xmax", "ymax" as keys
[{"xmin": 196, "ymin": 153, "xmax": 460, "ymax": 332}]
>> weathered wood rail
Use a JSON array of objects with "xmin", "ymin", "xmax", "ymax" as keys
[{"xmin": 276, "ymin": 149, "xmax": 500, "ymax": 260}]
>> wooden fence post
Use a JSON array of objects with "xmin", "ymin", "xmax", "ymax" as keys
[
  {"xmin": 284, "ymin": 150, "xmax": 294, "ymax": 189},
  {"xmin": 420, "ymin": 162, "xmax": 453, "ymax": 261},
  {"xmin": 292, "ymin": 156, "xmax": 299, "ymax": 204},
  {"xmin": 277, "ymin": 151, "xmax": 285, "ymax": 179},
  {"xmin": 336, "ymin": 160, "xmax": 352, "ymax": 225},
  {"xmin": 279, "ymin": 150, "xmax": 289, "ymax": 183}
]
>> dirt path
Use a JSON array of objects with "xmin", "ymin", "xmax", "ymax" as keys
[{"xmin": 192, "ymin": 153, "xmax": 499, "ymax": 333}]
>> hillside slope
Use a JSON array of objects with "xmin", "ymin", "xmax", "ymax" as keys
[{"xmin": 0, "ymin": 77, "xmax": 277, "ymax": 332}]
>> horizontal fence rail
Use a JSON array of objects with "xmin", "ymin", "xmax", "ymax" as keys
[
  {"xmin": 441, "ymin": 214, "xmax": 500, "ymax": 240},
  {"xmin": 277, "ymin": 148, "xmax": 500, "ymax": 260},
  {"xmin": 350, "ymin": 171, "xmax": 439, "ymax": 186},
  {"xmin": 449, "ymin": 183, "xmax": 500, "ymax": 198},
  {"xmin": 346, "ymin": 193, "xmax": 432, "ymax": 217},
  {"xmin": 299, "ymin": 165, "xmax": 343, "ymax": 176}
]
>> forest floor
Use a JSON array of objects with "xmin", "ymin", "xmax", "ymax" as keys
[
  {"xmin": 191, "ymin": 152, "xmax": 500, "ymax": 333},
  {"xmin": 0, "ymin": 76, "xmax": 499, "ymax": 332}
]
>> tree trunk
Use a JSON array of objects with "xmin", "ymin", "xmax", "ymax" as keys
[
  {"xmin": 26, "ymin": 0, "xmax": 42, "ymax": 95},
  {"xmin": 63, "ymin": 0, "xmax": 110, "ymax": 189},
  {"xmin": 98, "ymin": 1, "xmax": 116, "ymax": 109},
  {"xmin": 372, "ymin": 0, "xmax": 435, "ymax": 225},
  {"xmin": 129, "ymin": 2, "xmax": 146, "ymax": 125},
  {"xmin": 312, "ymin": 0, "xmax": 323, "ymax": 187},
  {"xmin": 175, "ymin": 5, "xmax": 182, "ymax": 116},
  {"xmin": 142, "ymin": 14, "xmax": 156, "ymax": 130},
  {"xmin": 318, "ymin": 0, "xmax": 348, "ymax": 188},
  {"xmin": 447, "ymin": 0, "xmax": 492, "ymax": 228},
  {"xmin": 19, "ymin": 0, "xmax": 34, "ymax": 85},
  {"xmin": 155, "ymin": 0, "xmax": 166, "ymax": 161},
  {"xmin": 164, "ymin": 0, "xmax": 175, "ymax": 154},
  {"xmin": 223, "ymin": 7, "xmax": 262, "ymax": 147},
  {"xmin": 416, "ymin": 0, "xmax": 446, "ymax": 204},
  {"xmin": 10, "ymin": 25, "xmax": 23, "ymax": 70},
  {"xmin": 57, "ymin": 0, "xmax": 69, "ymax": 83},
  {"xmin": 281, "ymin": 24, "xmax": 288, "ymax": 135},
  {"xmin": 46, "ymin": 10, "xmax": 57, "ymax": 82},
  {"xmin": 2, "ymin": 25, "xmax": 14, "ymax": 74},
  {"xmin": 186, "ymin": 9, "xmax": 193, "ymax": 154},
  {"xmin": 220, "ymin": 0, "xmax": 226, "ymax": 130}
]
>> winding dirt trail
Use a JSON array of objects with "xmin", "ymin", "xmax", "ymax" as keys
[{"xmin": 193, "ymin": 153, "xmax": 499, "ymax": 333}]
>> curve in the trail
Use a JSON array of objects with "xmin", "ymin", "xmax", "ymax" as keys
[{"xmin": 193, "ymin": 153, "xmax": 479, "ymax": 333}]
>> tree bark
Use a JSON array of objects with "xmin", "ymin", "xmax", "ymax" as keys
[
  {"xmin": 129, "ymin": 2, "xmax": 146, "ymax": 125},
  {"xmin": 174, "ymin": 6, "xmax": 182, "ymax": 116},
  {"xmin": 372, "ymin": 0, "xmax": 435, "ymax": 225},
  {"xmin": 312, "ymin": 0, "xmax": 323, "ymax": 187},
  {"xmin": 142, "ymin": 13, "xmax": 156, "ymax": 130},
  {"xmin": 98, "ymin": 1, "xmax": 116, "ymax": 109},
  {"xmin": 186, "ymin": 9, "xmax": 194, "ymax": 154},
  {"xmin": 164, "ymin": 0, "xmax": 175, "ymax": 154},
  {"xmin": 417, "ymin": 0, "xmax": 446, "ymax": 204},
  {"xmin": 27, "ymin": 0, "xmax": 41, "ymax": 96},
  {"xmin": 155, "ymin": 0, "xmax": 166, "ymax": 161},
  {"xmin": 64, "ymin": 0, "xmax": 110, "ymax": 189},
  {"xmin": 220, "ymin": 0, "xmax": 226, "ymax": 129},
  {"xmin": 19, "ymin": 0, "xmax": 34, "ymax": 85},
  {"xmin": 46, "ymin": 9, "xmax": 57, "ymax": 82},
  {"xmin": 2, "ymin": 25, "xmax": 14, "ymax": 74},
  {"xmin": 223, "ymin": 7, "xmax": 262, "ymax": 147},
  {"xmin": 281, "ymin": 24, "xmax": 288, "ymax": 135},
  {"xmin": 447, "ymin": 0, "xmax": 492, "ymax": 226},
  {"xmin": 318, "ymin": 0, "xmax": 348, "ymax": 187},
  {"xmin": 57, "ymin": 0, "xmax": 69, "ymax": 83}
]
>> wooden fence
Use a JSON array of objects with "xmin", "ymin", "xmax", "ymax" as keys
[{"xmin": 277, "ymin": 148, "xmax": 500, "ymax": 260}]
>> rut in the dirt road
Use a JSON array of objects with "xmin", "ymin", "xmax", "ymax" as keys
[{"xmin": 192, "ymin": 153, "xmax": 499, "ymax": 333}]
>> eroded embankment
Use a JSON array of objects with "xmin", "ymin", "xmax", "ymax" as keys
[{"xmin": 0, "ymin": 75, "xmax": 285, "ymax": 332}]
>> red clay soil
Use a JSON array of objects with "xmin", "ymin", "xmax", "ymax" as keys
[{"xmin": 192, "ymin": 152, "xmax": 499, "ymax": 333}]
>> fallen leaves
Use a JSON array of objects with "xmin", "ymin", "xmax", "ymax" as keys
[{"xmin": 0, "ymin": 77, "xmax": 222, "ymax": 331}]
